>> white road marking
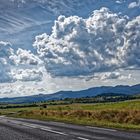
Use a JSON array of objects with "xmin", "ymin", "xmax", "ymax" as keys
[
  {"xmin": 0, "ymin": 115, "xmax": 6, "ymax": 117},
  {"xmin": 50, "ymin": 122, "xmax": 65, "ymax": 125},
  {"xmin": 22, "ymin": 123, "xmax": 38, "ymax": 128},
  {"xmin": 22, "ymin": 123, "xmax": 51, "ymax": 130},
  {"xmin": 6, "ymin": 119, "xmax": 68, "ymax": 136},
  {"xmin": 40, "ymin": 127, "xmax": 68, "ymax": 136},
  {"xmin": 89, "ymin": 136, "xmax": 106, "ymax": 140},
  {"xmin": 86, "ymin": 126, "xmax": 117, "ymax": 132},
  {"xmin": 77, "ymin": 137, "xmax": 89, "ymax": 140}
]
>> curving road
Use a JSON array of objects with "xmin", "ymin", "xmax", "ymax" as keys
[{"xmin": 0, "ymin": 116, "xmax": 139, "ymax": 140}]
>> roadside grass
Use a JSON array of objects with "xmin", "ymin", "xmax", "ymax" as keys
[
  {"xmin": 0, "ymin": 99, "xmax": 140, "ymax": 130},
  {"xmin": 0, "ymin": 107, "xmax": 38, "ymax": 115},
  {"xmin": 46, "ymin": 99, "xmax": 140, "ymax": 111}
]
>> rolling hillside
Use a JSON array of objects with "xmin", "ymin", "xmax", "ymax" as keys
[{"xmin": 0, "ymin": 84, "xmax": 139, "ymax": 104}]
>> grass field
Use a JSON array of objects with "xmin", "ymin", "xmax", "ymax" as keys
[{"xmin": 0, "ymin": 99, "xmax": 140, "ymax": 130}]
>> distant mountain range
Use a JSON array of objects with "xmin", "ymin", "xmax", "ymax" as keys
[{"xmin": 0, "ymin": 84, "xmax": 140, "ymax": 104}]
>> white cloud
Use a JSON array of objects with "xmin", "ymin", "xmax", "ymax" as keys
[
  {"xmin": 120, "ymin": 16, "xmax": 140, "ymax": 67},
  {"xmin": 128, "ymin": 1, "xmax": 140, "ymax": 9},
  {"xmin": 11, "ymin": 68, "xmax": 43, "ymax": 82},
  {"xmin": 0, "ymin": 5, "xmax": 139, "ymax": 97},
  {"xmin": 100, "ymin": 72, "xmax": 122, "ymax": 80},
  {"xmin": 11, "ymin": 48, "xmax": 42, "ymax": 66},
  {"xmin": 0, "ymin": 41, "xmax": 14, "ymax": 82},
  {"xmin": 10, "ymin": 48, "xmax": 45, "ymax": 82},
  {"xmin": 0, "ymin": 41, "xmax": 44, "ymax": 83},
  {"xmin": 34, "ymin": 8, "xmax": 140, "ymax": 77},
  {"xmin": 98, "ymin": 72, "xmax": 131, "ymax": 80},
  {"xmin": 116, "ymin": 0, "xmax": 124, "ymax": 4}
]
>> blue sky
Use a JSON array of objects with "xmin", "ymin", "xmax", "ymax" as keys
[{"xmin": 0, "ymin": 0, "xmax": 140, "ymax": 97}]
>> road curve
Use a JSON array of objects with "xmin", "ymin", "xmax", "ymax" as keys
[{"xmin": 0, "ymin": 116, "xmax": 139, "ymax": 140}]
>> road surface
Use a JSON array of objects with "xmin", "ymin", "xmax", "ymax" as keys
[{"xmin": 0, "ymin": 116, "xmax": 139, "ymax": 140}]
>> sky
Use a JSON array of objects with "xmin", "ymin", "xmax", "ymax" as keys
[{"xmin": 0, "ymin": 0, "xmax": 140, "ymax": 97}]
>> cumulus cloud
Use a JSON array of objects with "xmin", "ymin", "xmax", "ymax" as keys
[
  {"xmin": 0, "ymin": 41, "xmax": 44, "ymax": 83},
  {"xmin": 11, "ymin": 48, "xmax": 42, "ymax": 66},
  {"xmin": 0, "ymin": 41, "xmax": 14, "ymax": 82},
  {"xmin": 33, "ymin": 7, "xmax": 140, "ymax": 77},
  {"xmin": 99, "ymin": 72, "xmax": 122, "ymax": 80},
  {"xmin": 84, "ymin": 71, "xmax": 131, "ymax": 81},
  {"xmin": 98, "ymin": 72, "xmax": 131, "ymax": 80},
  {"xmin": 128, "ymin": 1, "xmax": 140, "ymax": 9},
  {"xmin": 120, "ymin": 16, "xmax": 140, "ymax": 67},
  {"xmin": 10, "ymin": 49, "xmax": 44, "ymax": 82},
  {"xmin": 11, "ymin": 68, "xmax": 43, "ymax": 82}
]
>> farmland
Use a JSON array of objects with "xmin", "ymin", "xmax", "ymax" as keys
[{"xmin": 0, "ymin": 99, "xmax": 140, "ymax": 130}]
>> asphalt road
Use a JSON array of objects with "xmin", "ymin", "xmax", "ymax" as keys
[{"xmin": 0, "ymin": 116, "xmax": 139, "ymax": 140}]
